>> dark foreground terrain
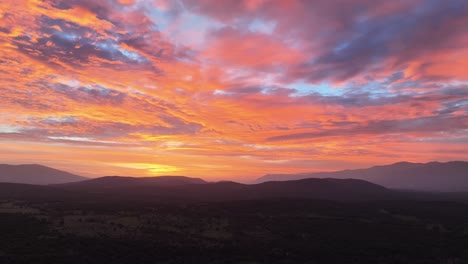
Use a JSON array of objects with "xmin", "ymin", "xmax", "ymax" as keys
[{"xmin": 1, "ymin": 189, "xmax": 468, "ymax": 264}]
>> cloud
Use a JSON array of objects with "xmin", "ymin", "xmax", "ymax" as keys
[
  {"xmin": 12, "ymin": 16, "xmax": 156, "ymax": 69},
  {"xmin": 0, "ymin": 0, "xmax": 467, "ymax": 178},
  {"xmin": 51, "ymin": 83, "xmax": 128, "ymax": 105},
  {"xmin": 267, "ymin": 115, "xmax": 468, "ymax": 142},
  {"xmin": 203, "ymin": 27, "xmax": 301, "ymax": 70},
  {"xmin": 184, "ymin": 0, "xmax": 468, "ymax": 83}
]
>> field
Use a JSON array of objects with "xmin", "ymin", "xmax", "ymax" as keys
[{"xmin": 1, "ymin": 197, "xmax": 468, "ymax": 264}]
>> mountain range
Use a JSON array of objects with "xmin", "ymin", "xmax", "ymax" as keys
[
  {"xmin": 0, "ymin": 161, "xmax": 467, "ymax": 195},
  {"xmin": 56, "ymin": 175, "xmax": 207, "ymax": 189},
  {"xmin": 0, "ymin": 164, "xmax": 87, "ymax": 185},
  {"xmin": 0, "ymin": 177, "xmax": 392, "ymax": 202},
  {"xmin": 254, "ymin": 161, "xmax": 468, "ymax": 192}
]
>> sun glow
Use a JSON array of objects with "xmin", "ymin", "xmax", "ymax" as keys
[{"xmin": 112, "ymin": 163, "xmax": 181, "ymax": 175}]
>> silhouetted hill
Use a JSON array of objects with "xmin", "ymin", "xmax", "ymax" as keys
[
  {"xmin": 56, "ymin": 175, "xmax": 207, "ymax": 190},
  {"xmin": 56, "ymin": 177, "xmax": 392, "ymax": 201},
  {"xmin": 252, "ymin": 178, "xmax": 389, "ymax": 198},
  {"xmin": 254, "ymin": 161, "xmax": 468, "ymax": 192},
  {"xmin": 2, "ymin": 176, "xmax": 468, "ymax": 203},
  {"xmin": 0, "ymin": 164, "xmax": 87, "ymax": 185},
  {"xmin": 179, "ymin": 178, "xmax": 391, "ymax": 201}
]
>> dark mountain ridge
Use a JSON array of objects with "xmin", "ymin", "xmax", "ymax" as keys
[
  {"xmin": 255, "ymin": 161, "xmax": 468, "ymax": 192},
  {"xmin": 0, "ymin": 164, "xmax": 88, "ymax": 185},
  {"xmin": 2, "ymin": 161, "xmax": 467, "ymax": 196},
  {"xmin": 1, "ymin": 175, "xmax": 467, "ymax": 203},
  {"xmin": 55, "ymin": 175, "xmax": 207, "ymax": 189},
  {"xmin": 27, "ymin": 177, "xmax": 393, "ymax": 202}
]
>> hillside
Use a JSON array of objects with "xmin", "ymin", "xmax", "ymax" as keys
[
  {"xmin": 0, "ymin": 164, "xmax": 87, "ymax": 185},
  {"xmin": 56, "ymin": 175, "xmax": 207, "ymax": 190},
  {"xmin": 255, "ymin": 161, "xmax": 468, "ymax": 192},
  {"xmin": 55, "ymin": 177, "xmax": 392, "ymax": 201}
]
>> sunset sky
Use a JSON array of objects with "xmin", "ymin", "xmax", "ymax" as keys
[{"xmin": 0, "ymin": 0, "xmax": 467, "ymax": 181}]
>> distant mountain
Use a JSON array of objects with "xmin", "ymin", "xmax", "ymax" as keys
[
  {"xmin": 0, "ymin": 164, "xmax": 88, "ymax": 185},
  {"xmin": 56, "ymin": 175, "xmax": 207, "ymax": 190},
  {"xmin": 56, "ymin": 177, "xmax": 392, "ymax": 201},
  {"xmin": 254, "ymin": 161, "xmax": 468, "ymax": 192},
  {"xmin": 2, "ymin": 174, "xmax": 467, "ymax": 202},
  {"xmin": 173, "ymin": 178, "xmax": 392, "ymax": 201}
]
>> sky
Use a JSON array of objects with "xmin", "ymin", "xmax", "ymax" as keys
[{"xmin": 0, "ymin": 0, "xmax": 467, "ymax": 181}]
